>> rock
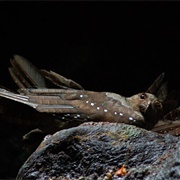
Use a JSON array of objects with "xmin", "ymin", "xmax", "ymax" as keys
[{"xmin": 17, "ymin": 122, "xmax": 180, "ymax": 180}]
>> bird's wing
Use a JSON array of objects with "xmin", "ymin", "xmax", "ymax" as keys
[
  {"xmin": 0, "ymin": 87, "xmax": 147, "ymax": 127},
  {"xmin": 8, "ymin": 54, "xmax": 84, "ymax": 90},
  {"xmin": 9, "ymin": 54, "xmax": 47, "ymax": 88},
  {"xmin": 146, "ymin": 72, "xmax": 168, "ymax": 101},
  {"xmin": 39, "ymin": 69, "xmax": 84, "ymax": 90},
  {"xmin": 152, "ymin": 107, "xmax": 180, "ymax": 136}
]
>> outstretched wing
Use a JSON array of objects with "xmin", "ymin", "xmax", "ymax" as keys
[
  {"xmin": 8, "ymin": 54, "xmax": 84, "ymax": 90},
  {"xmin": 147, "ymin": 73, "xmax": 180, "ymax": 136},
  {"xmin": 146, "ymin": 72, "xmax": 168, "ymax": 101},
  {"xmin": 152, "ymin": 107, "xmax": 180, "ymax": 136},
  {"xmin": 39, "ymin": 69, "xmax": 84, "ymax": 90},
  {"xmin": 9, "ymin": 55, "xmax": 47, "ymax": 88},
  {"xmin": 146, "ymin": 72, "xmax": 179, "ymax": 114}
]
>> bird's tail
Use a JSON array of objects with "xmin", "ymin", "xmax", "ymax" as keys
[{"xmin": 0, "ymin": 88, "xmax": 38, "ymax": 108}]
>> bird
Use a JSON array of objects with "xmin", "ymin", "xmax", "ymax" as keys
[{"xmin": 0, "ymin": 54, "xmax": 165, "ymax": 135}]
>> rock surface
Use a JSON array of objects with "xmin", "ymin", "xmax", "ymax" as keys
[{"xmin": 17, "ymin": 122, "xmax": 180, "ymax": 180}]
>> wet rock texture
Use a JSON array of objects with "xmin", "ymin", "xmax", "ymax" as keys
[{"xmin": 17, "ymin": 122, "xmax": 180, "ymax": 180}]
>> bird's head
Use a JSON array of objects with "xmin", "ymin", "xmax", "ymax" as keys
[{"xmin": 127, "ymin": 92, "xmax": 163, "ymax": 130}]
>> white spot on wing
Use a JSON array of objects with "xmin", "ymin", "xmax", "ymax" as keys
[{"xmin": 129, "ymin": 117, "xmax": 133, "ymax": 121}]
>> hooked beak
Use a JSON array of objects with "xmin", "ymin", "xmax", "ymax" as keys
[
  {"xmin": 139, "ymin": 100, "xmax": 163, "ymax": 114},
  {"xmin": 140, "ymin": 100, "xmax": 163, "ymax": 130},
  {"xmin": 153, "ymin": 100, "xmax": 163, "ymax": 111}
]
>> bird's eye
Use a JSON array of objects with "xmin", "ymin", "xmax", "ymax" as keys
[{"xmin": 140, "ymin": 93, "xmax": 147, "ymax": 99}]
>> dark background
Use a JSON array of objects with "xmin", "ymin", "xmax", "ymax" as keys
[
  {"xmin": 0, "ymin": 1, "xmax": 180, "ymax": 96},
  {"xmin": 0, "ymin": 1, "xmax": 180, "ymax": 178}
]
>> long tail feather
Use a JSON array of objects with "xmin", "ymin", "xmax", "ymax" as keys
[
  {"xmin": 0, "ymin": 88, "xmax": 38, "ymax": 108},
  {"xmin": 0, "ymin": 88, "xmax": 75, "ymax": 112}
]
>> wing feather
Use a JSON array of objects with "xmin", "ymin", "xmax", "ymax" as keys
[
  {"xmin": 11, "ymin": 55, "xmax": 47, "ymax": 88},
  {"xmin": 39, "ymin": 69, "xmax": 83, "ymax": 90},
  {"xmin": 146, "ymin": 73, "xmax": 165, "ymax": 94}
]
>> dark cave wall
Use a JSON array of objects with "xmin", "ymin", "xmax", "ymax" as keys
[{"xmin": 0, "ymin": 2, "xmax": 179, "ymax": 96}]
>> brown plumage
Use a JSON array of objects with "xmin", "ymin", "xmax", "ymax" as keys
[{"xmin": 0, "ymin": 55, "xmax": 177, "ymax": 134}]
